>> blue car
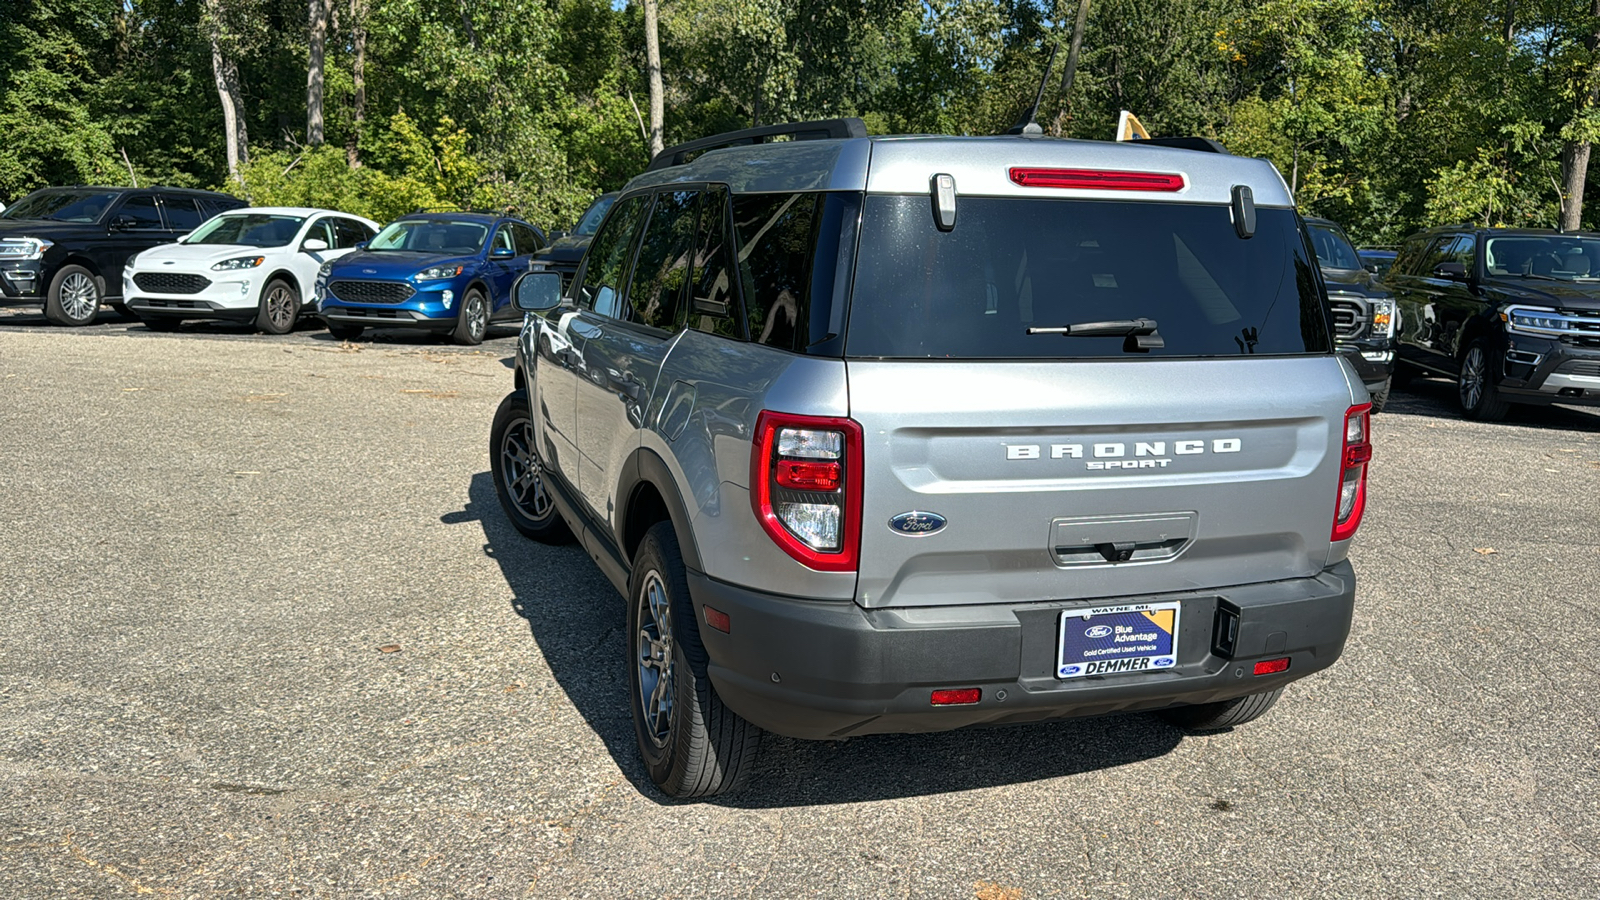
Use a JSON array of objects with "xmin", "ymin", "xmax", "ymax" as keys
[{"xmin": 314, "ymin": 212, "xmax": 545, "ymax": 344}]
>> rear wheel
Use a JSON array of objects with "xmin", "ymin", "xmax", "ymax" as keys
[
  {"xmin": 451, "ymin": 288, "xmax": 488, "ymax": 345},
  {"xmin": 1458, "ymin": 339, "xmax": 1510, "ymax": 421},
  {"xmin": 254, "ymin": 278, "xmax": 299, "ymax": 334},
  {"xmin": 629, "ymin": 521, "xmax": 760, "ymax": 798},
  {"xmin": 489, "ymin": 391, "xmax": 571, "ymax": 543},
  {"xmin": 326, "ymin": 322, "xmax": 363, "ymax": 341},
  {"xmin": 1158, "ymin": 688, "xmax": 1284, "ymax": 731},
  {"xmin": 45, "ymin": 265, "xmax": 102, "ymax": 326}
]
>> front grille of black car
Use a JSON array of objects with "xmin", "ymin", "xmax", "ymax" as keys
[
  {"xmin": 1327, "ymin": 295, "xmax": 1367, "ymax": 340},
  {"xmin": 329, "ymin": 280, "xmax": 416, "ymax": 304},
  {"xmin": 1555, "ymin": 359, "xmax": 1600, "ymax": 377},
  {"xmin": 133, "ymin": 272, "xmax": 211, "ymax": 295},
  {"xmin": 1556, "ymin": 309, "xmax": 1600, "ymax": 335}
]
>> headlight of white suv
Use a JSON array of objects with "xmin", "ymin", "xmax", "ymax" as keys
[
  {"xmin": 416, "ymin": 264, "xmax": 464, "ymax": 280},
  {"xmin": 0, "ymin": 237, "xmax": 54, "ymax": 260},
  {"xmin": 212, "ymin": 255, "xmax": 265, "ymax": 271}
]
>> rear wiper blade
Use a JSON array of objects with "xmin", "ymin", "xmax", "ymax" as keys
[{"xmin": 1027, "ymin": 318, "xmax": 1164, "ymax": 352}]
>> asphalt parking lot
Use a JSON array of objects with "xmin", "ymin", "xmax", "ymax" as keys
[{"xmin": 2, "ymin": 314, "xmax": 1598, "ymax": 898}]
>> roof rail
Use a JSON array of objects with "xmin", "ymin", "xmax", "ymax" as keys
[
  {"xmin": 1124, "ymin": 136, "xmax": 1232, "ymax": 155},
  {"xmin": 645, "ymin": 118, "xmax": 870, "ymax": 172}
]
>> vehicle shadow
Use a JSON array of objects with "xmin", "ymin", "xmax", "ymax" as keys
[
  {"xmin": 1385, "ymin": 375, "xmax": 1600, "ymax": 431},
  {"xmin": 457, "ymin": 470, "xmax": 1187, "ymax": 808}
]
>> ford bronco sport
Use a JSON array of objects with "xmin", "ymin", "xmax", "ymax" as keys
[{"xmin": 491, "ymin": 119, "xmax": 1370, "ymax": 798}]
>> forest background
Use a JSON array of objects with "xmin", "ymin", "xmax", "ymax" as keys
[{"xmin": 6, "ymin": 0, "xmax": 1600, "ymax": 243}]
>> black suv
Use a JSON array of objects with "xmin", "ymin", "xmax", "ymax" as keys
[
  {"xmin": 1305, "ymin": 217, "xmax": 1398, "ymax": 411},
  {"xmin": 531, "ymin": 191, "xmax": 617, "ymax": 290},
  {"xmin": 0, "ymin": 186, "xmax": 245, "ymax": 325},
  {"xmin": 1386, "ymin": 226, "xmax": 1600, "ymax": 420}
]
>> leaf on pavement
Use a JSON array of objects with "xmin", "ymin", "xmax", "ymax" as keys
[
  {"xmin": 1473, "ymin": 547, "xmax": 1497, "ymax": 555},
  {"xmin": 379, "ymin": 644, "xmax": 401, "ymax": 653}
]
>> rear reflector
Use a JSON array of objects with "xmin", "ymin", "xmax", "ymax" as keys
[
  {"xmin": 930, "ymin": 688, "xmax": 981, "ymax": 706},
  {"xmin": 703, "ymin": 605, "xmax": 730, "ymax": 634},
  {"xmin": 1009, "ymin": 167, "xmax": 1186, "ymax": 192},
  {"xmin": 1253, "ymin": 657, "xmax": 1291, "ymax": 676}
]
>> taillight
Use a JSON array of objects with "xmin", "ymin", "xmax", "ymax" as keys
[
  {"xmin": 1008, "ymin": 167, "xmax": 1186, "ymax": 192},
  {"xmin": 1331, "ymin": 404, "xmax": 1373, "ymax": 541},
  {"xmin": 751, "ymin": 411, "xmax": 863, "ymax": 572}
]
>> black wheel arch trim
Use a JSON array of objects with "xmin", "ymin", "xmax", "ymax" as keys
[{"xmin": 615, "ymin": 447, "xmax": 703, "ymax": 574}]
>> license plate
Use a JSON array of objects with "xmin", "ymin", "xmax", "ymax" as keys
[{"xmin": 1056, "ymin": 601, "xmax": 1181, "ymax": 679}]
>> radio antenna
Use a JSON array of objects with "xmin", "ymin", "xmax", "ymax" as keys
[{"xmin": 1005, "ymin": 42, "xmax": 1059, "ymax": 136}]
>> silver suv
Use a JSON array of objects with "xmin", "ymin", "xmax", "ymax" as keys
[{"xmin": 491, "ymin": 119, "xmax": 1371, "ymax": 798}]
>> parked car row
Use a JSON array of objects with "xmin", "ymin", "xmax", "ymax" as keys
[{"xmin": 0, "ymin": 184, "xmax": 621, "ymax": 345}]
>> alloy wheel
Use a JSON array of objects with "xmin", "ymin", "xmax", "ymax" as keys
[
  {"xmin": 498, "ymin": 413, "xmax": 552, "ymax": 520},
  {"xmin": 265, "ymin": 283, "xmax": 296, "ymax": 330},
  {"xmin": 59, "ymin": 272, "xmax": 99, "ymax": 322},
  {"xmin": 467, "ymin": 295, "xmax": 488, "ymax": 342},
  {"xmin": 635, "ymin": 571, "xmax": 675, "ymax": 749},
  {"xmin": 1460, "ymin": 346, "xmax": 1485, "ymax": 410}
]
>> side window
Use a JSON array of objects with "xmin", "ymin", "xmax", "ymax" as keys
[
  {"xmin": 1449, "ymin": 234, "xmax": 1476, "ymax": 277},
  {"xmin": 304, "ymin": 218, "xmax": 335, "ymax": 248},
  {"xmin": 512, "ymin": 224, "xmax": 543, "ymax": 255},
  {"xmin": 162, "ymin": 197, "xmax": 204, "ymax": 231},
  {"xmin": 118, "ymin": 195, "xmax": 165, "ymax": 229},
  {"xmin": 1416, "ymin": 236, "xmax": 1456, "ymax": 277},
  {"xmin": 577, "ymin": 194, "xmax": 649, "ymax": 319},
  {"xmin": 332, "ymin": 218, "xmax": 373, "ymax": 248},
  {"xmin": 686, "ymin": 185, "xmax": 743, "ymax": 339},
  {"xmin": 732, "ymin": 192, "xmax": 821, "ymax": 351},
  {"xmin": 627, "ymin": 190, "xmax": 698, "ymax": 332},
  {"xmin": 492, "ymin": 225, "xmax": 515, "ymax": 255}
]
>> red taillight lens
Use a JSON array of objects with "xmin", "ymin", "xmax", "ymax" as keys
[
  {"xmin": 930, "ymin": 688, "xmax": 982, "ymax": 706},
  {"xmin": 1008, "ymin": 167, "xmax": 1186, "ymax": 192},
  {"xmin": 1253, "ymin": 657, "xmax": 1291, "ymax": 676},
  {"xmin": 751, "ymin": 411, "xmax": 863, "ymax": 572},
  {"xmin": 1331, "ymin": 403, "xmax": 1373, "ymax": 542},
  {"xmin": 775, "ymin": 459, "xmax": 842, "ymax": 491}
]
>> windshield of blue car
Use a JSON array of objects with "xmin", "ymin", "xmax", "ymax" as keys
[
  {"xmin": 573, "ymin": 196, "xmax": 617, "ymax": 236},
  {"xmin": 1485, "ymin": 235, "xmax": 1600, "ymax": 280},
  {"xmin": 1, "ymin": 189, "xmax": 121, "ymax": 223},
  {"xmin": 1306, "ymin": 223, "xmax": 1363, "ymax": 270},
  {"xmin": 185, "ymin": 214, "xmax": 306, "ymax": 247},
  {"xmin": 368, "ymin": 219, "xmax": 488, "ymax": 254}
]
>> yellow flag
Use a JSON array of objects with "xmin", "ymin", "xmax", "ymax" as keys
[{"xmin": 1115, "ymin": 110, "xmax": 1151, "ymax": 142}]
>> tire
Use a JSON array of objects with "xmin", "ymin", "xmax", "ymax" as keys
[
  {"xmin": 1458, "ymin": 339, "xmax": 1510, "ymax": 422},
  {"xmin": 451, "ymin": 288, "xmax": 488, "ymax": 345},
  {"xmin": 139, "ymin": 316, "xmax": 182, "ymax": 333},
  {"xmin": 1158, "ymin": 687, "xmax": 1284, "ymax": 731},
  {"xmin": 44, "ymin": 264, "xmax": 102, "ymax": 326},
  {"xmin": 1368, "ymin": 378, "xmax": 1390, "ymax": 414},
  {"xmin": 326, "ymin": 322, "xmax": 364, "ymax": 341},
  {"xmin": 489, "ymin": 391, "xmax": 572, "ymax": 543},
  {"xmin": 629, "ymin": 521, "xmax": 760, "ymax": 799},
  {"xmin": 254, "ymin": 278, "xmax": 299, "ymax": 335}
]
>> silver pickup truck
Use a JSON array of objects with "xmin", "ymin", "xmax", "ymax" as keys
[{"xmin": 492, "ymin": 119, "xmax": 1371, "ymax": 798}]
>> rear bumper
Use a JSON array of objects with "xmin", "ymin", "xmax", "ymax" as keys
[{"xmin": 693, "ymin": 561, "xmax": 1356, "ymax": 740}]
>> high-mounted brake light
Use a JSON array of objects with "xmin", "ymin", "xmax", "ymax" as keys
[
  {"xmin": 1009, "ymin": 167, "xmax": 1186, "ymax": 192},
  {"xmin": 1331, "ymin": 404, "xmax": 1373, "ymax": 541},
  {"xmin": 751, "ymin": 411, "xmax": 863, "ymax": 572}
]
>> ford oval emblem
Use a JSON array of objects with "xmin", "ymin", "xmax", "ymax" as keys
[
  {"xmin": 362, "ymin": 268, "xmax": 376, "ymax": 274},
  {"xmin": 888, "ymin": 511, "xmax": 946, "ymax": 537},
  {"xmin": 1085, "ymin": 625, "xmax": 1114, "ymax": 639}
]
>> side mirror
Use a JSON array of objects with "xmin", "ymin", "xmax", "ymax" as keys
[
  {"xmin": 513, "ymin": 270, "xmax": 562, "ymax": 312},
  {"xmin": 490, "ymin": 246, "xmax": 516, "ymax": 259},
  {"xmin": 302, "ymin": 238, "xmax": 329, "ymax": 252},
  {"xmin": 548, "ymin": 230, "xmax": 569, "ymax": 241},
  {"xmin": 110, "ymin": 215, "xmax": 136, "ymax": 230},
  {"xmin": 1432, "ymin": 261, "xmax": 1467, "ymax": 281},
  {"xmin": 1364, "ymin": 263, "xmax": 1380, "ymax": 274},
  {"xmin": 354, "ymin": 241, "xmax": 368, "ymax": 251}
]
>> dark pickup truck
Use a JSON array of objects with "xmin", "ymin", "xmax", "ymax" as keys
[{"xmin": 1305, "ymin": 217, "xmax": 1398, "ymax": 411}]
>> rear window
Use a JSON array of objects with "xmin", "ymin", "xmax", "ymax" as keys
[{"xmin": 845, "ymin": 196, "xmax": 1330, "ymax": 359}]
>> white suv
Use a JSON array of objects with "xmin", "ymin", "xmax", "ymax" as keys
[{"xmin": 124, "ymin": 207, "xmax": 379, "ymax": 333}]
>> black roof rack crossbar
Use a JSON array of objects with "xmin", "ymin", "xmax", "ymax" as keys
[
  {"xmin": 645, "ymin": 118, "xmax": 869, "ymax": 172},
  {"xmin": 1124, "ymin": 136, "xmax": 1232, "ymax": 155}
]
